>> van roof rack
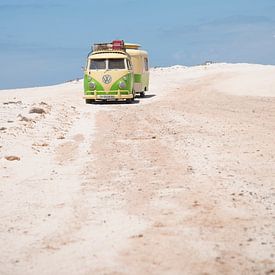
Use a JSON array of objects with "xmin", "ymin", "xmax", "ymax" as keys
[
  {"xmin": 93, "ymin": 40, "xmax": 126, "ymax": 52},
  {"xmin": 92, "ymin": 40, "xmax": 141, "ymax": 52}
]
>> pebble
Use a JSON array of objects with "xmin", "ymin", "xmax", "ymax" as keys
[
  {"xmin": 5, "ymin": 156, "xmax": 20, "ymax": 161},
  {"xmin": 29, "ymin": 107, "xmax": 46, "ymax": 114}
]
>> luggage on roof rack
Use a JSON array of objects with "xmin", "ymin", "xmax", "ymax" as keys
[
  {"xmin": 92, "ymin": 40, "xmax": 126, "ymax": 52},
  {"xmin": 92, "ymin": 43, "xmax": 112, "ymax": 51},
  {"xmin": 112, "ymin": 40, "xmax": 125, "ymax": 50}
]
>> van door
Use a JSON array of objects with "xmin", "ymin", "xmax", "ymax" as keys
[{"xmin": 132, "ymin": 56, "xmax": 143, "ymax": 93}]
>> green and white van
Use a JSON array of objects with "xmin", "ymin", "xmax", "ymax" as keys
[{"xmin": 83, "ymin": 40, "xmax": 149, "ymax": 103}]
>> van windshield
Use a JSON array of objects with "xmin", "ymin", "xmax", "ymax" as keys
[
  {"xmin": 90, "ymin": 59, "xmax": 106, "ymax": 70},
  {"xmin": 89, "ymin": 58, "xmax": 126, "ymax": 70},
  {"xmin": 109, "ymin": 59, "xmax": 125, "ymax": 69}
]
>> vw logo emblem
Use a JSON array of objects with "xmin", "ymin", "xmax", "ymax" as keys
[{"xmin": 102, "ymin": 74, "xmax": 112, "ymax": 84}]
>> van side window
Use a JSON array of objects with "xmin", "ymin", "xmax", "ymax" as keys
[{"xmin": 144, "ymin": 58, "xmax": 149, "ymax": 71}]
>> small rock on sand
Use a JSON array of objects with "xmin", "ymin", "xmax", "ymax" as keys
[
  {"xmin": 17, "ymin": 114, "xmax": 32, "ymax": 122},
  {"xmin": 29, "ymin": 107, "xmax": 46, "ymax": 114},
  {"xmin": 5, "ymin": 156, "xmax": 21, "ymax": 161}
]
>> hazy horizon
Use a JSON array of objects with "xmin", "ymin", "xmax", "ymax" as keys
[{"xmin": 1, "ymin": 0, "xmax": 275, "ymax": 89}]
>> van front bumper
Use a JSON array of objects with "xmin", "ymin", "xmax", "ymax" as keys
[{"xmin": 83, "ymin": 90, "xmax": 133, "ymax": 100}]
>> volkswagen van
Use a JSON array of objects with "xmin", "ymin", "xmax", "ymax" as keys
[{"xmin": 83, "ymin": 40, "xmax": 149, "ymax": 103}]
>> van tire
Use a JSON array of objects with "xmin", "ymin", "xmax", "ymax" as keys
[
  {"xmin": 140, "ymin": 91, "xmax": 145, "ymax": 97},
  {"xmin": 126, "ymin": 98, "xmax": 135, "ymax": 104},
  {"xmin": 140, "ymin": 87, "xmax": 146, "ymax": 98},
  {"xmin": 132, "ymin": 90, "xmax": 136, "ymax": 101},
  {"xmin": 126, "ymin": 91, "xmax": 135, "ymax": 103},
  {"xmin": 85, "ymin": 99, "xmax": 95, "ymax": 104}
]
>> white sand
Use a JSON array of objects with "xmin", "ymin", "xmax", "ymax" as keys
[{"xmin": 0, "ymin": 63, "xmax": 275, "ymax": 274}]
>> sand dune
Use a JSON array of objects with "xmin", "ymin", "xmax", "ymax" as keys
[{"xmin": 0, "ymin": 63, "xmax": 274, "ymax": 274}]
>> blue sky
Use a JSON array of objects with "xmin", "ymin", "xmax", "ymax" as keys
[{"xmin": 0, "ymin": 0, "xmax": 275, "ymax": 89}]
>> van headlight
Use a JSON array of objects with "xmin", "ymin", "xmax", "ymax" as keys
[
  {"xmin": 118, "ymin": 81, "xmax": 126, "ymax": 89},
  {"xmin": 89, "ymin": 81, "xmax": 96, "ymax": 90}
]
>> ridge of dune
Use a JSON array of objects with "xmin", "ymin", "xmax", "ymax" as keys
[{"xmin": 1, "ymin": 63, "xmax": 275, "ymax": 97}]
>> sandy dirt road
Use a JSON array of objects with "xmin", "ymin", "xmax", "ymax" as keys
[{"xmin": 0, "ymin": 64, "xmax": 275, "ymax": 274}]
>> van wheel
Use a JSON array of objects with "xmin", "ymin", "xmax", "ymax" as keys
[
  {"xmin": 131, "ymin": 90, "xmax": 136, "ymax": 101},
  {"xmin": 140, "ymin": 91, "xmax": 145, "ymax": 98},
  {"xmin": 126, "ymin": 98, "xmax": 135, "ymax": 104},
  {"xmin": 140, "ymin": 87, "xmax": 146, "ymax": 98},
  {"xmin": 85, "ymin": 99, "xmax": 95, "ymax": 104},
  {"xmin": 126, "ymin": 91, "xmax": 135, "ymax": 103}
]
